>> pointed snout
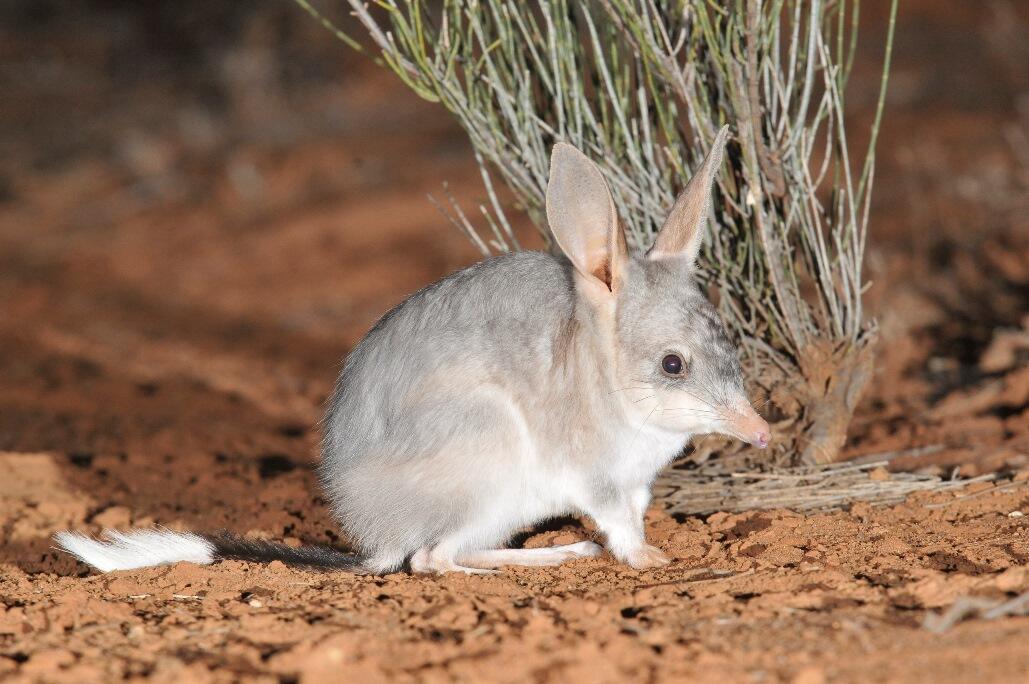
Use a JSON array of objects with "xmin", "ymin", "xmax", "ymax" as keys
[{"xmin": 730, "ymin": 404, "xmax": 771, "ymax": 449}]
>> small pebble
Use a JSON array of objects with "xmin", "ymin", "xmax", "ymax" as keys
[
  {"xmin": 248, "ymin": 599, "xmax": 264, "ymax": 608},
  {"xmin": 1008, "ymin": 511, "xmax": 1024, "ymax": 518}
]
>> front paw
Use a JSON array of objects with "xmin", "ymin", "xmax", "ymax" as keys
[{"xmin": 624, "ymin": 545, "xmax": 671, "ymax": 569}]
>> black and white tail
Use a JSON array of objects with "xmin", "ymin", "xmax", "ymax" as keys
[{"xmin": 54, "ymin": 529, "xmax": 364, "ymax": 573}]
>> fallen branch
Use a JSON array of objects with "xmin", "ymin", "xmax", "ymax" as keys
[{"xmin": 655, "ymin": 460, "xmax": 1001, "ymax": 516}]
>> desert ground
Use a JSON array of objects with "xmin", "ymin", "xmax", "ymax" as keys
[{"xmin": 0, "ymin": 1, "xmax": 1027, "ymax": 682}]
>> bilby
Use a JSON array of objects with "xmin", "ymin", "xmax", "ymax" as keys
[{"xmin": 57, "ymin": 126, "xmax": 770, "ymax": 575}]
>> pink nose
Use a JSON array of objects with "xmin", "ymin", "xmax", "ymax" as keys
[{"xmin": 734, "ymin": 405, "xmax": 771, "ymax": 449}]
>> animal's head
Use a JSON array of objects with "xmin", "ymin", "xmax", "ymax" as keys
[{"xmin": 546, "ymin": 127, "xmax": 770, "ymax": 448}]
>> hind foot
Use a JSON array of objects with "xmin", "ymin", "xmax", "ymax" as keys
[
  {"xmin": 456, "ymin": 541, "xmax": 603, "ymax": 569},
  {"xmin": 409, "ymin": 547, "xmax": 497, "ymax": 575}
]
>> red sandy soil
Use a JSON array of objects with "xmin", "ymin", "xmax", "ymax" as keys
[{"xmin": 0, "ymin": 1, "xmax": 1027, "ymax": 682}]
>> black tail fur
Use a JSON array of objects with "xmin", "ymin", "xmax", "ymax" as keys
[{"xmin": 203, "ymin": 532, "xmax": 364, "ymax": 571}]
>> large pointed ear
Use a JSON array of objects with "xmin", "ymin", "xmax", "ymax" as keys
[
  {"xmin": 648, "ymin": 125, "xmax": 730, "ymax": 265},
  {"xmin": 546, "ymin": 142, "xmax": 628, "ymax": 294}
]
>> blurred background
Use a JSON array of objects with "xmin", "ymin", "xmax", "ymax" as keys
[
  {"xmin": 0, "ymin": 3, "xmax": 1027, "ymax": 681},
  {"xmin": 0, "ymin": 0, "xmax": 1026, "ymax": 559}
]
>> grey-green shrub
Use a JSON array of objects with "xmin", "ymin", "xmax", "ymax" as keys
[{"xmin": 297, "ymin": 0, "xmax": 898, "ymax": 464}]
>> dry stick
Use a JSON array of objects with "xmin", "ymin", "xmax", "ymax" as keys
[
  {"xmin": 657, "ymin": 460, "xmax": 999, "ymax": 516},
  {"xmin": 746, "ymin": 0, "xmax": 786, "ymax": 198},
  {"xmin": 848, "ymin": 443, "xmax": 945, "ymax": 465},
  {"xmin": 923, "ymin": 480, "xmax": 1029, "ymax": 510},
  {"xmin": 634, "ymin": 568, "xmax": 753, "ymax": 591},
  {"xmin": 923, "ymin": 592, "xmax": 1029, "ymax": 634}
]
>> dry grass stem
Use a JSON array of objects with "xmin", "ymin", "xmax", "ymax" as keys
[{"xmin": 654, "ymin": 460, "xmax": 1006, "ymax": 515}]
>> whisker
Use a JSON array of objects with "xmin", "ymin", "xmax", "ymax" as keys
[
  {"xmin": 661, "ymin": 406, "xmax": 719, "ymax": 412},
  {"xmin": 608, "ymin": 386, "xmax": 651, "ymax": 395},
  {"xmin": 629, "ymin": 404, "xmax": 658, "ymax": 453},
  {"xmin": 631, "ymin": 395, "xmax": 656, "ymax": 404},
  {"xmin": 659, "ymin": 405, "xmax": 719, "ymax": 413},
  {"xmin": 661, "ymin": 408, "xmax": 721, "ymax": 418},
  {"xmin": 681, "ymin": 392, "xmax": 723, "ymax": 413}
]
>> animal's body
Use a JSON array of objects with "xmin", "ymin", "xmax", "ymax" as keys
[{"xmin": 57, "ymin": 127, "xmax": 770, "ymax": 575}]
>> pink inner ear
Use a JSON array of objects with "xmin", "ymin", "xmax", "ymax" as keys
[{"xmin": 590, "ymin": 258, "xmax": 613, "ymax": 291}]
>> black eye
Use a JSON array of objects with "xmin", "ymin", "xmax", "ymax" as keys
[{"xmin": 661, "ymin": 353, "xmax": 684, "ymax": 375}]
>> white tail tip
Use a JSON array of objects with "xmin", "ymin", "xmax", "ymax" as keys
[{"xmin": 54, "ymin": 528, "xmax": 216, "ymax": 572}]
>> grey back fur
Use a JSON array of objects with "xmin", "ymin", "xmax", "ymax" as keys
[{"xmin": 322, "ymin": 252, "xmax": 582, "ymax": 561}]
